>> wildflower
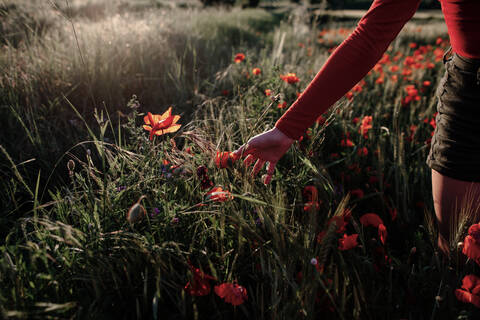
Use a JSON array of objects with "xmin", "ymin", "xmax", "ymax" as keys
[
  {"xmin": 303, "ymin": 185, "xmax": 320, "ymax": 212},
  {"xmin": 205, "ymin": 186, "xmax": 233, "ymax": 202},
  {"xmin": 214, "ymin": 282, "xmax": 248, "ymax": 306},
  {"xmin": 401, "ymin": 85, "xmax": 421, "ymax": 106},
  {"xmin": 359, "ymin": 116, "xmax": 373, "ymax": 138},
  {"xmin": 127, "ymin": 195, "xmax": 147, "ymax": 223},
  {"xmin": 389, "ymin": 65, "xmax": 399, "ymax": 72},
  {"xmin": 117, "ymin": 186, "xmax": 126, "ymax": 192},
  {"xmin": 264, "ymin": 89, "xmax": 272, "ymax": 96},
  {"xmin": 143, "ymin": 107, "xmax": 181, "ymax": 141},
  {"xmin": 280, "ymin": 73, "xmax": 300, "ymax": 84},
  {"xmin": 277, "ymin": 101, "xmax": 287, "ymax": 109},
  {"xmin": 234, "ymin": 53, "xmax": 245, "ymax": 63},
  {"xmin": 338, "ymin": 234, "xmax": 359, "ymax": 251},
  {"xmin": 462, "ymin": 223, "xmax": 480, "ymax": 263},
  {"xmin": 340, "ymin": 139, "xmax": 355, "ymax": 147},
  {"xmin": 252, "ymin": 67, "xmax": 261, "ymax": 75},
  {"xmin": 150, "ymin": 207, "xmax": 160, "ymax": 218},
  {"xmin": 455, "ymin": 275, "xmax": 480, "ymax": 308},
  {"xmin": 171, "ymin": 217, "xmax": 179, "ymax": 224},
  {"xmin": 359, "ymin": 213, "xmax": 383, "ymax": 228},
  {"xmin": 360, "ymin": 213, "xmax": 388, "ymax": 245},
  {"xmin": 222, "ymin": 89, "xmax": 229, "ymax": 96},
  {"xmin": 184, "ymin": 262, "xmax": 216, "ymax": 296},
  {"xmin": 215, "ymin": 151, "xmax": 239, "ymax": 169}
]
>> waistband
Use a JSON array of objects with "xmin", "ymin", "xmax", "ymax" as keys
[{"xmin": 452, "ymin": 53, "xmax": 480, "ymax": 72}]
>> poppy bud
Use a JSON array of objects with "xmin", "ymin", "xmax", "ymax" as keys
[
  {"xmin": 67, "ymin": 159, "xmax": 75, "ymax": 172},
  {"xmin": 127, "ymin": 196, "xmax": 146, "ymax": 223}
]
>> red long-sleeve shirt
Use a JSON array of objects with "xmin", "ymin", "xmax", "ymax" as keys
[{"xmin": 274, "ymin": 0, "xmax": 480, "ymax": 141}]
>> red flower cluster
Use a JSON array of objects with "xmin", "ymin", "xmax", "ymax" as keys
[
  {"xmin": 401, "ymin": 84, "xmax": 421, "ymax": 106},
  {"xmin": 359, "ymin": 115, "xmax": 373, "ymax": 139},
  {"xmin": 280, "ymin": 73, "xmax": 300, "ymax": 84}
]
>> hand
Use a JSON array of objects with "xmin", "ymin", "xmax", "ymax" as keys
[{"xmin": 233, "ymin": 127, "xmax": 295, "ymax": 185}]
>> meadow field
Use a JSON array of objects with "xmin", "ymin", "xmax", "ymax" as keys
[{"xmin": 2, "ymin": 0, "xmax": 480, "ymax": 319}]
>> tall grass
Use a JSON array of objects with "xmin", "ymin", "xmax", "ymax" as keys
[{"xmin": 3, "ymin": 1, "xmax": 480, "ymax": 319}]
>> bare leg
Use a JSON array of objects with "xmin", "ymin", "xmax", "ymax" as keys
[{"xmin": 431, "ymin": 169, "xmax": 480, "ymax": 258}]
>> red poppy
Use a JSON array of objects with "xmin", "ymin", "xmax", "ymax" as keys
[
  {"xmin": 463, "ymin": 235, "xmax": 480, "ymax": 263},
  {"xmin": 234, "ymin": 53, "xmax": 245, "ymax": 63},
  {"xmin": 280, "ymin": 73, "xmax": 300, "ymax": 84},
  {"xmin": 359, "ymin": 213, "xmax": 383, "ymax": 228},
  {"xmin": 359, "ymin": 116, "xmax": 373, "ymax": 138},
  {"xmin": 338, "ymin": 233, "xmax": 359, "ymax": 251},
  {"xmin": 378, "ymin": 224, "xmax": 387, "ymax": 245},
  {"xmin": 360, "ymin": 213, "xmax": 387, "ymax": 245},
  {"xmin": 252, "ymin": 67, "xmax": 261, "ymax": 75},
  {"xmin": 340, "ymin": 139, "xmax": 355, "ymax": 147},
  {"xmin": 277, "ymin": 101, "xmax": 287, "ymax": 109},
  {"xmin": 215, "ymin": 151, "xmax": 239, "ymax": 169},
  {"xmin": 327, "ymin": 209, "xmax": 351, "ymax": 234},
  {"xmin": 143, "ymin": 107, "xmax": 181, "ymax": 141},
  {"xmin": 265, "ymin": 89, "xmax": 272, "ymax": 96},
  {"xmin": 184, "ymin": 262, "xmax": 217, "ymax": 296},
  {"xmin": 455, "ymin": 274, "xmax": 480, "ymax": 308},
  {"xmin": 205, "ymin": 186, "xmax": 233, "ymax": 202},
  {"xmin": 214, "ymin": 282, "xmax": 248, "ymax": 306}
]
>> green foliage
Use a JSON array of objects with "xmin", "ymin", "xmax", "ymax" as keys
[{"xmin": 2, "ymin": 2, "xmax": 478, "ymax": 320}]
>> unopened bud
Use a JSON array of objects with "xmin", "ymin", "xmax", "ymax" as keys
[{"xmin": 67, "ymin": 159, "xmax": 75, "ymax": 172}]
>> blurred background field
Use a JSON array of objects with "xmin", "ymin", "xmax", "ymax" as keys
[{"xmin": 4, "ymin": 0, "xmax": 479, "ymax": 319}]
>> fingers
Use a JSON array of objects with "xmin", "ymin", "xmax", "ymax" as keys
[
  {"xmin": 243, "ymin": 154, "xmax": 255, "ymax": 167},
  {"xmin": 233, "ymin": 143, "xmax": 253, "ymax": 159},
  {"xmin": 252, "ymin": 159, "xmax": 266, "ymax": 177},
  {"xmin": 263, "ymin": 161, "xmax": 276, "ymax": 185}
]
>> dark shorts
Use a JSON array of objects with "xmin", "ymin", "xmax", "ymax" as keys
[{"xmin": 426, "ymin": 51, "xmax": 480, "ymax": 182}]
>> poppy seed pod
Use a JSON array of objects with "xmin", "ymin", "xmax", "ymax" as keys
[
  {"xmin": 67, "ymin": 159, "xmax": 75, "ymax": 172},
  {"xmin": 127, "ymin": 196, "xmax": 147, "ymax": 223}
]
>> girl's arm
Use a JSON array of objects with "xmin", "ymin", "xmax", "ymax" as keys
[{"xmin": 275, "ymin": 0, "xmax": 421, "ymax": 141}]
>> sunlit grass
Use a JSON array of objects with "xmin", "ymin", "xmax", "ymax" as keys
[{"xmin": 3, "ymin": 1, "xmax": 480, "ymax": 319}]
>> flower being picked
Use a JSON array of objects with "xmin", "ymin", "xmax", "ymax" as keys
[
  {"xmin": 143, "ymin": 107, "xmax": 181, "ymax": 141},
  {"xmin": 215, "ymin": 151, "xmax": 239, "ymax": 169}
]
